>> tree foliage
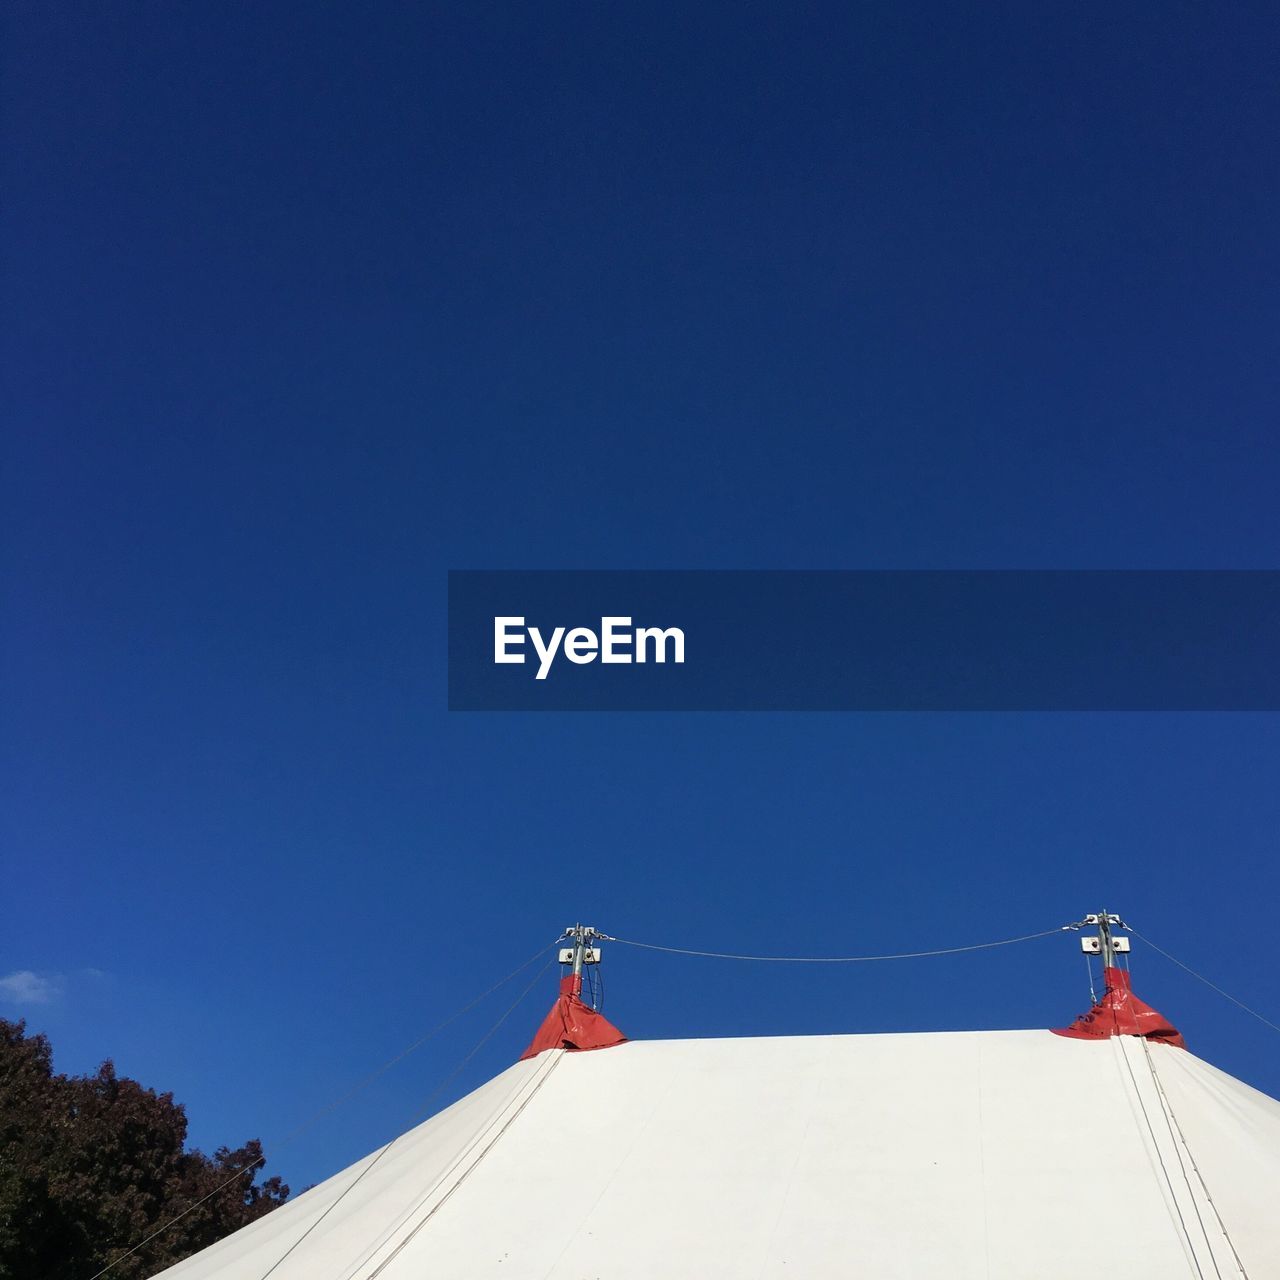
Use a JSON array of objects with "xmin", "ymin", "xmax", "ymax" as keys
[{"xmin": 0, "ymin": 1019, "xmax": 288, "ymax": 1279}]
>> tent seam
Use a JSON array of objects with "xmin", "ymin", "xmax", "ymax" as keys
[
  {"xmin": 359, "ymin": 1049, "xmax": 566, "ymax": 1278},
  {"xmin": 1141, "ymin": 1041, "xmax": 1250, "ymax": 1279},
  {"xmin": 334, "ymin": 1059, "xmax": 555, "ymax": 1280},
  {"xmin": 1115, "ymin": 1037, "xmax": 1209, "ymax": 1280}
]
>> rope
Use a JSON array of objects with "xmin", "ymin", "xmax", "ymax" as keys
[
  {"xmin": 360, "ymin": 1011, "xmax": 564, "ymax": 1278},
  {"xmin": 607, "ymin": 924, "xmax": 1072, "ymax": 963},
  {"xmin": 1138, "ymin": 1042, "xmax": 1224, "ymax": 1279},
  {"xmin": 1131, "ymin": 929, "xmax": 1280, "ymax": 1035},
  {"xmin": 84, "ymin": 1158, "xmax": 267, "ymax": 1280},
  {"xmin": 258, "ymin": 957, "xmax": 557, "ymax": 1280},
  {"xmin": 1116, "ymin": 1039, "xmax": 1207, "ymax": 1279},
  {"xmin": 85, "ymin": 939, "xmax": 559, "ymax": 1280},
  {"xmin": 1142, "ymin": 1039, "xmax": 1245, "ymax": 1279},
  {"xmin": 401, "ymin": 958, "xmax": 558, "ymax": 1128},
  {"xmin": 1083, "ymin": 951, "xmax": 1098, "ymax": 1005}
]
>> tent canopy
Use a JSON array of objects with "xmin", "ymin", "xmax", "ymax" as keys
[{"xmin": 153, "ymin": 1025, "xmax": 1280, "ymax": 1279}]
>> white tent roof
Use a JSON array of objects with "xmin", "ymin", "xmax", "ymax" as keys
[{"xmin": 154, "ymin": 1028, "xmax": 1280, "ymax": 1279}]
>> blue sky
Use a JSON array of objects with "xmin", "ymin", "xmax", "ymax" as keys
[{"xmin": 4, "ymin": 2, "xmax": 1279, "ymax": 1192}]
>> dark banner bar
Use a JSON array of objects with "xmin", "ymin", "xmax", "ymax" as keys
[{"xmin": 447, "ymin": 571, "xmax": 1280, "ymax": 711}]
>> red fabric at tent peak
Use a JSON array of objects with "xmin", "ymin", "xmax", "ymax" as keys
[
  {"xmin": 520, "ymin": 974, "xmax": 627, "ymax": 1060},
  {"xmin": 1052, "ymin": 966, "xmax": 1185, "ymax": 1048}
]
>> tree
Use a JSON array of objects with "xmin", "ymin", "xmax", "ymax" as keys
[{"xmin": 0, "ymin": 1019, "xmax": 288, "ymax": 1279}]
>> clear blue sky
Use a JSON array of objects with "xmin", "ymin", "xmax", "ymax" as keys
[{"xmin": 4, "ymin": 3, "xmax": 1278, "ymax": 1192}]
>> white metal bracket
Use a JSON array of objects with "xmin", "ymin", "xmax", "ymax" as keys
[{"xmin": 1081, "ymin": 935, "xmax": 1130, "ymax": 954}]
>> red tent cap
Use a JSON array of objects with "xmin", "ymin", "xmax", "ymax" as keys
[
  {"xmin": 519, "ymin": 973, "xmax": 628, "ymax": 1060},
  {"xmin": 1053, "ymin": 966, "xmax": 1185, "ymax": 1048}
]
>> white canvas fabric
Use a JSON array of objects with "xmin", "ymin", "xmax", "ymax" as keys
[{"xmin": 153, "ymin": 1030, "xmax": 1280, "ymax": 1279}]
